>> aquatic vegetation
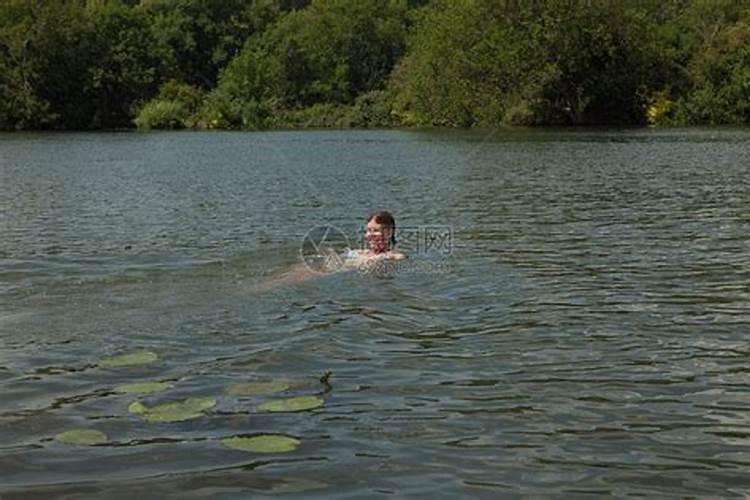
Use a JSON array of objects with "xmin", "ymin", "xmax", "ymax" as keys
[
  {"xmin": 114, "ymin": 382, "xmax": 174, "ymax": 395},
  {"xmin": 222, "ymin": 434, "xmax": 300, "ymax": 453},
  {"xmin": 55, "ymin": 429, "xmax": 108, "ymax": 445},
  {"xmin": 55, "ymin": 354, "xmax": 321, "ymax": 455},
  {"xmin": 128, "ymin": 397, "xmax": 216, "ymax": 423},
  {"xmin": 259, "ymin": 395, "xmax": 324, "ymax": 413},
  {"xmin": 225, "ymin": 381, "xmax": 290, "ymax": 397},
  {"xmin": 128, "ymin": 401, "xmax": 147, "ymax": 414},
  {"xmin": 99, "ymin": 351, "xmax": 159, "ymax": 368}
]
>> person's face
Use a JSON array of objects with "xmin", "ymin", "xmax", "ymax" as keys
[{"xmin": 366, "ymin": 219, "xmax": 393, "ymax": 252}]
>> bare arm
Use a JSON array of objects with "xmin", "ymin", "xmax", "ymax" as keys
[
  {"xmin": 250, "ymin": 263, "xmax": 322, "ymax": 292},
  {"xmin": 251, "ymin": 248, "xmax": 351, "ymax": 292}
]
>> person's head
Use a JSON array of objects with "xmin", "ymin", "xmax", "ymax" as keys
[{"xmin": 366, "ymin": 210, "xmax": 396, "ymax": 253}]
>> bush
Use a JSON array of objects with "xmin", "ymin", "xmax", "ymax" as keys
[
  {"xmin": 347, "ymin": 90, "xmax": 397, "ymax": 127},
  {"xmin": 269, "ymin": 103, "xmax": 353, "ymax": 128},
  {"xmin": 134, "ymin": 99, "xmax": 188, "ymax": 130},
  {"xmin": 646, "ymin": 89, "xmax": 676, "ymax": 126},
  {"xmin": 197, "ymin": 88, "xmax": 277, "ymax": 130},
  {"xmin": 134, "ymin": 80, "xmax": 204, "ymax": 129}
]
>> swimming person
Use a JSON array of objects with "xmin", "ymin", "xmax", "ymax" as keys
[
  {"xmin": 251, "ymin": 210, "xmax": 407, "ymax": 291},
  {"xmin": 343, "ymin": 210, "xmax": 407, "ymax": 270}
]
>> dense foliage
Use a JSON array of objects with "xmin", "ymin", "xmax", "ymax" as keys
[{"xmin": 1, "ymin": 0, "xmax": 749, "ymax": 130}]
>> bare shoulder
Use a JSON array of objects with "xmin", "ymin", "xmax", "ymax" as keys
[
  {"xmin": 342, "ymin": 248, "xmax": 367, "ymax": 267},
  {"xmin": 387, "ymin": 251, "xmax": 407, "ymax": 261}
]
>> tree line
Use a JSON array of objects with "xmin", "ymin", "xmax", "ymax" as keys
[{"xmin": 1, "ymin": 0, "xmax": 748, "ymax": 131}]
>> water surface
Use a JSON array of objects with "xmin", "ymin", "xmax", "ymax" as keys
[{"xmin": 1, "ymin": 128, "xmax": 750, "ymax": 498}]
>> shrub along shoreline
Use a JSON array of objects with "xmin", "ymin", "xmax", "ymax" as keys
[{"xmin": 1, "ymin": 0, "xmax": 749, "ymax": 131}]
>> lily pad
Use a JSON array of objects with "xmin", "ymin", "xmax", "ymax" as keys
[
  {"xmin": 99, "ymin": 351, "xmax": 158, "ymax": 368},
  {"xmin": 55, "ymin": 429, "xmax": 108, "ymax": 445},
  {"xmin": 128, "ymin": 401, "xmax": 147, "ymax": 414},
  {"xmin": 130, "ymin": 397, "xmax": 217, "ymax": 423},
  {"xmin": 222, "ymin": 435, "xmax": 300, "ymax": 453},
  {"xmin": 258, "ymin": 395, "xmax": 323, "ymax": 413},
  {"xmin": 115, "ymin": 382, "xmax": 174, "ymax": 395},
  {"xmin": 225, "ymin": 381, "xmax": 290, "ymax": 397}
]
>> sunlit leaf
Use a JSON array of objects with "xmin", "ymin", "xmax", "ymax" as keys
[
  {"xmin": 225, "ymin": 381, "xmax": 290, "ymax": 397},
  {"xmin": 222, "ymin": 434, "xmax": 300, "ymax": 453},
  {"xmin": 130, "ymin": 397, "xmax": 217, "ymax": 423},
  {"xmin": 99, "ymin": 351, "xmax": 158, "ymax": 368},
  {"xmin": 115, "ymin": 382, "xmax": 173, "ymax": 395},
  {"xmin": 55, "ymin": 429, "xmax": 108, "ymax": 445},
  {"xmin": 258, "ymin": 395, "xmax": 323, "ymax": 412}
]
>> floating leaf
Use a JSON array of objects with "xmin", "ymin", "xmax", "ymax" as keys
[
  {"xmin": 128, "ymin": 401, "xmax": 147, "ymax": 414},
  {"xmin": 225, "ymin": 381, "xmax": 290, "ymax": 397},
  {"xmin": 99, "ymin": 351, "xmax": 158, "ymax": 368},
  {"xmin": 143, "ymin": 398, "xmax": 216, "ymax": 423},
  {"xmin": 259, "ymin": 395, "xmax": 323, "ymax": 413},
  {"xmin": 115, "ymin": 382, "xmax": 173, "ymax": 395},
  {"xmin": 222, "ymin": 435, "xmax": 300, "ymax": 453},
  {"xmin": 130, "ymin": 398, "xmax": 217, "ymax": 423},
  {"xmin": 55, "ymin": 429, "xmax": 108, "ymax": 445}
]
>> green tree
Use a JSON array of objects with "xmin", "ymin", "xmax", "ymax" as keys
[
  {"xmin": 391, "ymin": 0, "xmax": 671, "ymax": 126},
  {"xmin": 206, "ymin": 0, "xmax": 408, "ymax": 128},
  {"xmin": 0, "ymin": 0, "xmax": 160, "ymax": 129},
  {"xmin": 0, "ymin": 1, "xmax": 87, "ymax": 128},
  {"xmin": 138, "ymin": 0, "xmax": 282, "ymax": 88},
  {"xmin": 534, "ymin": 5, "xmax": 664, "ymax": 125},
  {"xmin": 3, "ymin": 0, "xmax": 750, "ymax": 130},
  {"xmin": 85, "ymin": 1, "xmax": 161, "ymax": 128},
  {"xmin": 676, "ymin": 14, "xmax": 750, "ymax": 124}
]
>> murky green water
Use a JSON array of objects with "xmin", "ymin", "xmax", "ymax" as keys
[{"xmin": 1, "ymin": 128, "xmax": 750, "ymax": 498}]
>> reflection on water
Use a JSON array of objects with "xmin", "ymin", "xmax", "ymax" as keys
[{"xmin": 1, "ymin": 129, "xmax": 750, "ymax": 498}]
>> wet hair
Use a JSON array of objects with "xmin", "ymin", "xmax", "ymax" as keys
[{"xmin": 367, "ymin": 210, "xmax": 396, "ymax": 247}]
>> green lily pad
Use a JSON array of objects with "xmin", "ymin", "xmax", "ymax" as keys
[
  {"xmin": 55, "ymin": 429, "xmax": 108, "ymax": 445},
  {"xmin": 258, "ymin": 395, "xmax": 324, "ymax": 413},
  {"xmin": 130, "ymin": 397, "xmax": 217, "ymax": 423},
  {"xmin": 222, "ymin": 435, "xmax": 300, "ymax": 453},
  {"xmin": 128, "ymin": 401, "xmax": 147, "ymax": 414},
  {"xmin": 99, "ymin": 351, "xmax": 158, "ymax": 368},
  {"xmin": 225, "ymin": 381, "xmax": 290, "ymax": 397},
  {"xmin": 115, "ymin": 382, "xmax": 174, "ymax": 395}
]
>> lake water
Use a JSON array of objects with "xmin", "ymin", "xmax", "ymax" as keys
[{"xmin": 1, "ymin": 128, "xmax": 750, "ymax": 498}]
